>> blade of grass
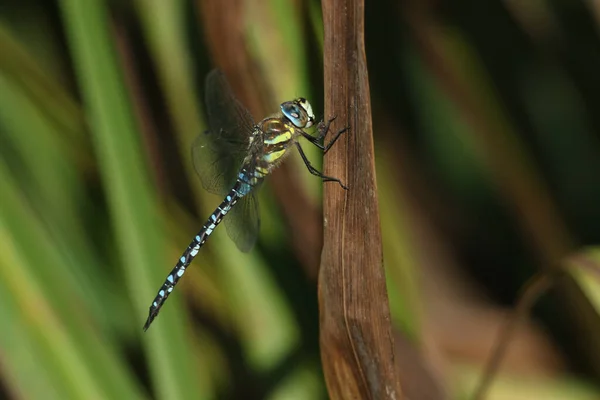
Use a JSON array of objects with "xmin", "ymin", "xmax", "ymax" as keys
[
  {"xmin": 0, "ymin": 73, "xmax": 126, "ymax": 329},
  {"xmin": 0, "ymin": 238, "xmax": 62, "ymax": 400},
  {"xmin": 133, "ymin": 0, "xmax": 203, "ymax": 184},
  {"xmin": 564, "ymin": 248, "xmax": 600, "ymax": 330},
  {"xmin": 376, "ymin": 147, "xmax": 422, "ymax": 340},
  {"xmin": 0, "ymin": 24, "xmax": 89, "ymax": 159},
  {"xmin": 58, "ymin": 0, "xmax": 200, "ymax": 398},
  {"xmin": 0, "ymin": 159, "xmax": 147, "ymax": 400}
]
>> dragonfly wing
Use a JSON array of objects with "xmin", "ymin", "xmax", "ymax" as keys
[
  {"xmin": 192, "ymin": 132, "xmax": 243, "ymax": 195},
  {"xmin": 224, "ymin": 192, "xmax": 260, "ymax": 253},
  {"xmin": 192, "ymin": 69, "xmax": 255, "ymax": 195}
]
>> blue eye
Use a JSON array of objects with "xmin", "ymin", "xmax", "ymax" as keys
[{"xmin": 280, "ymin": 102, "xmax": 308, "ymax": 128}]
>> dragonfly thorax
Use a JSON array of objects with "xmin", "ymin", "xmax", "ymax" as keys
[{"xmin": 252, "ymin": 117, "xmax": 299, "ymax": 172}]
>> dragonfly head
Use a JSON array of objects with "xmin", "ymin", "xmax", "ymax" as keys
[{"xmin": 281, "ymin": 98, "xmax": 315, "ymax": 129}]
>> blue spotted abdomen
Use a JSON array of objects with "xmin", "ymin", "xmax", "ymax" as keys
[{"xmin": 143, "ymin": 184, "xmax": 244, "ymax": 330}]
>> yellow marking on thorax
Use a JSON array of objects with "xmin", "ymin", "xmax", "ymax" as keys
[
  {"xmin": 263, "ymin": 128, "xmax": 293, "ymax": 145},
  {"xmin": 263, "ymin": 149, "xmax": 287, "ymax": 163}
]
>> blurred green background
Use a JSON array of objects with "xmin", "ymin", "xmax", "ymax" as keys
[{"xmin": 1, "ymin": 0, "xmax": 600, "ymax": 399}]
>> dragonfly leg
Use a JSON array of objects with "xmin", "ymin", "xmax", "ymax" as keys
[
  {"xmin": 316, "ymin": 116, "xmax": 338, "ymax": 139},
  {"xmin": 295, "ymin": 142, "xmax": 348, "ymax": 190},
  {"xmin": 323, "ymin": 125, "xmax": 348, "ymax": 154},
  {"xmin": 301, "ymin": 116, "xmax": 349, "ymax": 154}
]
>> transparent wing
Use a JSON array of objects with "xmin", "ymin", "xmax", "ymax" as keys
[
  {"xmin": 192, "ymin": 69, "xmax": 255, "ymax": 195},
  {"xmin": 225, "ymin": 191, "xmax": 260, "ymax": 253},
  {"xmin": 191, "ymin": 132, "xmax": 242, "ymax": 195}
]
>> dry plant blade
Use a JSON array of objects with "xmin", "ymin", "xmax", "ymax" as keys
[
  {"xmin": 319, "ymin": 0, "xmax": 403, "ymax": 398},
  {"xmin": 473, "ymin": 249, "xmax": 600, "ymax": 399},
  {"xmin": 471, "ymin": 272, "xmax": 556, "ymax": 400}
]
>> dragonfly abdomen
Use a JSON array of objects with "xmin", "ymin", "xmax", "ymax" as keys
[{"xmin": 143, "ymin": 185, "xmax": 243, "ymax": 331}]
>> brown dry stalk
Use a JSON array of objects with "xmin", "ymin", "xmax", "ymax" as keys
[
  {"xmin": 319, "ymin": 0, "xmax": 403, "ymax": 398},
  {"xmin": 471, "ymin": 272, "xmax": 556, "ymax": 400}
]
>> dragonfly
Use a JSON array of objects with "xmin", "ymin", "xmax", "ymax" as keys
[{"xmin": 143, "ymin": 69, "xmax": 347, "ymax": 331}]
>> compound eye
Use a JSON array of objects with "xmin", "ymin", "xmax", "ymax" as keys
[{"xmin": 281, "ymin": 101, "xmax": 308, "ymax": 128}]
